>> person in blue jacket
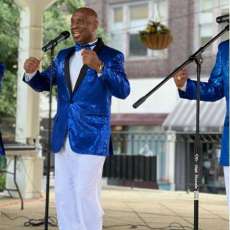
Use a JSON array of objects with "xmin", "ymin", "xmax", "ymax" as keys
[
  {"xmin": 174, "ymin": 40, "xmax": 229, "ymax": 210},
  {"xmin": 0, "ymin": 63, "xmax": 5, "ymax": 156},
  {"xmin": 23, "ymin": 7, "xmax": 130, "ymax": 230}
]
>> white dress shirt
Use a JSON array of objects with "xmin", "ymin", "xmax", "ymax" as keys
[
  {"xmin": 69, "ymin": 39, "xmax": 97, "ymax": 90},
  {"xmin": 180, "ymin": 81, "xmax": 187, "ymax": 91}
]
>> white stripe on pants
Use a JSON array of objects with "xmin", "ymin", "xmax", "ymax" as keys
[
  {"xmin": 224, "ymin": 166, "xmax": 230, "ymax": 211},
  {"xmin": 55, "ymin": 138, "xmax": 105, "ymax": 230}
]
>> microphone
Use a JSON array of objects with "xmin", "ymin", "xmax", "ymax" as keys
[
  {"xmin": 216, "ymin": 14, "xmax": 229, "ymax": 24},
  {"xmin": 42, "ymin": 31, "xmax": 70, "ymax": 52}
]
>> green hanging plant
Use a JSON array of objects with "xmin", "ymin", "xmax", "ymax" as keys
[{"xmin": 139, "ymin": 21, "xmax": 173, "ymax": 50}]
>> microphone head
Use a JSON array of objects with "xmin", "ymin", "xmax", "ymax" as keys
[
  {"xmin": 216, "ymin": 13, "xmax": 229, "ymax": 24},
  {"xmin": 42, "ymin": 31, "xmax": 70, "ymax": 52},
  {"xmin": 61, "ymin": 31, "xmax": 70, "ymax": 39}
]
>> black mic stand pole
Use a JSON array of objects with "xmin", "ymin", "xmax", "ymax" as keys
[
  {"xmin": 23, "ymin": 43, "xmax": 57, "ymax": 230},
  {"xmin": 133, "ymin": 24, "xmax": 229, "ymax": 230},
  {"xmin": 44, "ymin": 44, "xmax": 56, "ymax": 230}
]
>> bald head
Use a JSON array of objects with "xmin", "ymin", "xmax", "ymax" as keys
[
  {"xmin": 73, "ymin": 7, "xmax": 98, "ymax": 19},
  {"xmin": 71, "ymin": 7, "xmax": 99, "ymax": 44}
]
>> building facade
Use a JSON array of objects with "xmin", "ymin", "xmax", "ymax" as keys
[{"xmin": 83, "ymin": 0, "xmax": 228, "ymax": 191}]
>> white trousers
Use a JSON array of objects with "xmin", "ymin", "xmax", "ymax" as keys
[
  {"xmin": 224, "ymin": 166, "xmax": 230, "ymax": 210},
  {"xmin": 54, "ymin": 139, "xmax": 106, "ymax": 230}
]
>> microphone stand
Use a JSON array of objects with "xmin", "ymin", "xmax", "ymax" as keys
[
  {"xmin": 23, "ymin": 46, "xmax": 57, "ymax": 230},
  {"xmin": 44, "ymin": 46, "xmax": 55, "ymax": 230},
  {"xmin": 133, "ymin": 25, "xmax": 229, "ymax": 230}
]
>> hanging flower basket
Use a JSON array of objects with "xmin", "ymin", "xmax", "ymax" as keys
[{"xmin": 139, "ymin": 21, "xmax": 173, "ymax": 50}]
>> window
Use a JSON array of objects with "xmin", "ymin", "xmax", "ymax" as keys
[
  {"xmin": 219, "ymin": 0, "xmax": 228, "ymax": 7},
  {"xmin": 130, "ymin": 4, "xmax": 148, "ymax": 21},
  {"xmin": 129, "ymin": 33, "xmax": 147, "ymax": 56},
  {"xmin": 128, "ymin": 3, "xmax": 149, "ymax": 57},
  {"xmin": 110, "ymin": 6, "xmax": 125, "ymax": 53},
  {"xmin": 113, "ymin": 7, "xmax": 123, "ymax": 23},
  {"xmin": 197, "ymin": 0, "xmax": 229, "ymax": 50},
  {"xmin": 109, "ymin": 0, "xmax": 168, "ymax": 59},
  {"xmin": 199, "ymin": 0, "xmax": 213, "ymax": 46},
  {"xmin": 218, "ymin": 6, "xmax": 229, "ymax": 42}
]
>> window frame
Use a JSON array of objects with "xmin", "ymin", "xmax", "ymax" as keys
[
  {"xmin": 194, "ymin": 0, "xmax": 229, "ymax": 55},
  {"xmin": 109, "ymin": 0, "xmax": 169, "ymax": 60}
]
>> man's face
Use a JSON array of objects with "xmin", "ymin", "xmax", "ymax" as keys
[{"xmin": 71, "ymin": 11, "xmax": 98, "ymax": 44}]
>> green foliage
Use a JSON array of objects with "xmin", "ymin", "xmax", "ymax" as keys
[
  {"xmin": 0, "ymin": 157, "xmax": 6, "ymax": 191},
  {"xmin": 0, "ymin": 174, "xmax": 5, "ymax": 192},
  {"xmin": 0, "ymin": 0, "xmax": 19, "ymax": 118},
  {"xmin": 64, "ymin": 0, "xmax": 85, "ymax": 14},
  {"xmin": 0, "ymin": 71, "xmax": 17, "ymax": 117}
]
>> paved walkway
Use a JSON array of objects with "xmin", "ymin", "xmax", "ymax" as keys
[{"xmin": 0, "ymin": 186, "xmax": 229, "ymax": 230}]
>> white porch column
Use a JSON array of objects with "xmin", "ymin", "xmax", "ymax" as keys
[
  {"xmin": 14, "ymin": 0, "xmax": 57, "ymax": 143},
  {"xmin": 165, "ymin": 131, "xmax": 176, "ymax": 190},
  {"xmin": 157, "ymin": 131, "xmax": 176, "ymax": 190}
]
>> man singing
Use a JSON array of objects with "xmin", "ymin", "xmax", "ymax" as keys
[{"xmin": 23, "ymin": 7, "xmax": 130, "ymax": 230}]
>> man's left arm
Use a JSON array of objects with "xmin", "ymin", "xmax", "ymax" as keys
[
  {"xmin": 82, "ymin": 50, "xmax": 130, "ymax": 99},
  {"xmin": 99, "ymin": 53, "xmax": 130, "ymax": 99}
]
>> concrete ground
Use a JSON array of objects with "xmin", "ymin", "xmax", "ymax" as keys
[{"xmin": 0, "ymin": 186, "xmax": 229, "ymax": 230}]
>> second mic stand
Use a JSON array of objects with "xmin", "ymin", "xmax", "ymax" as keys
[{"xmin": 133, "ymin": 25, "xmax": 229, "ymax": 230}]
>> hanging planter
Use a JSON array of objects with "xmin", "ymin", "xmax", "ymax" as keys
[{"xmin": 139, "ymin": 21, "xmax": 173, "ymax": 50}]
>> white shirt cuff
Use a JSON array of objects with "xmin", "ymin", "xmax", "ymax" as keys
[
  {"xmin": 179, "ymin": 81, "xmax": 187, "ymax": 91},
  {"xmin": 97, "ymin": 72, "xmax": 103, "ymax": 78},
  {"xmin": 24, "ymin": 71, "xmax": 37, "ymax": 82}
]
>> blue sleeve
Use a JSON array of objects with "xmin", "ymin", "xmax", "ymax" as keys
[
  {"xmin": 23, "ymin": 60, "xmax": 58, "ymax": 92},
  {"xmin": 100, "ymin": 53, "xmax": 130, "ymax": 99},
  {"xmin": 0, "ymin": 64, "xmax": 5, "ymax": 87},
  {"xmin": 0, "ymin": 132, "xmax": 5, "ymax": 156},
  {"xmin": 179, "ymin": 45, "xmax": 224, "ymax": 101}
]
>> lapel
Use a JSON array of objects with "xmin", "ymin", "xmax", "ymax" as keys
[
  {"xmin": 64, "ymin": 38, "xmax": 105, "ymax": 98},
  {"xmin": 64, "ymin": 47, "xmax": 75, "ymax": 96}
]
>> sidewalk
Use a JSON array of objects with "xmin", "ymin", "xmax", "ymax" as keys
[{"xmin": 0, "ymin": 186, "xmax": 229, "ymax": 230}]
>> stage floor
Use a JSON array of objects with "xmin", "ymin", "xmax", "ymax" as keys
[{"xmin": 0, "ymin": 186, "xmax": 229, "ymax": 230}]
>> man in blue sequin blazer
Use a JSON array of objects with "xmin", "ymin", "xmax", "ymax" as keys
[
  {"xmin": 0, "ymin": 63, "xmax": 5, "ymax": 156},
  {"xmin": 23, "ymin": 7, "xmax": 130, "ymax": 230},
  {"xmin": 174, "ymin": 40, "xmax": 229, "ymax": 210}
]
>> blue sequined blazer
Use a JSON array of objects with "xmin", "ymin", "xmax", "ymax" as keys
[
  {"xmin": 24, "ymin": 39, "xmax": 130, "ymax": 156},
  {"xmin": 179, "ymin": 40, "xmax": 229, "ymax": 166}
]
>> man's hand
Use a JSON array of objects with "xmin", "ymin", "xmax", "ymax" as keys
[
  {"xmin": 81, "ymin": 50, "xmax": 102, "ymax": 73},
  {"xmin": 174, "ymin": 69, "xmax": 188, "ymax": 88},
  {"xmin": 24, "ymin": 57, "xmax": 40, "ymax": 74}
]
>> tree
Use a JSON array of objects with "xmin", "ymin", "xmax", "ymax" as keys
[{"xmin": 0, "ymin": 0, "xmax": 19, "ymax": 118}]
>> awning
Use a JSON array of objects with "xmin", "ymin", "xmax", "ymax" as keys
[{"xmin": 162, "ymin": 99, "xmax": 226, "ymax": 133}]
